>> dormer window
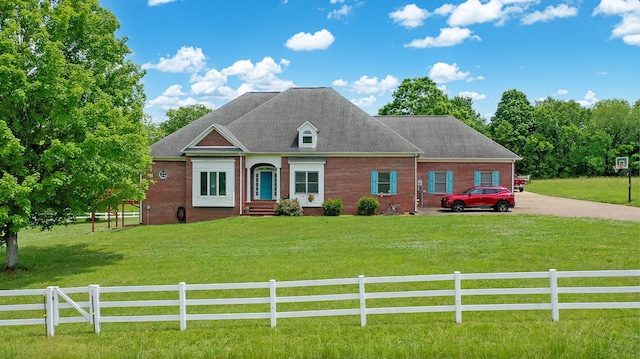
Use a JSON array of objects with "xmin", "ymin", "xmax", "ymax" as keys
[
  {"xmin": 302, "ymin": 130, "xmax": 313, "ymax": 144},
  {"xmin": 297, "ymin": 121, "xmax": 318, "ymax": 148}
]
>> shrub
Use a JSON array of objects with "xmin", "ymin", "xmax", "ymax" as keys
[
  {"xmin": 321, "ymin": 198, "xmax": 343, "ymax": 216},
  {"xmin": 274, "ymin": 198, "xmax": 303, "ymax": 216},
  {"xmin": 357, "ymin": 196, "xmax": 380, "ymax": 216}
]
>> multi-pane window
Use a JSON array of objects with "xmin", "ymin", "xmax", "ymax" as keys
[
  {"xmin": 377, "ymin": 171, "xmax": 391, "ymax": 194},
  {"xmin": 427, "ymin": 171, "xmax": 453, "ymax": 194},
  {"xmin": 295, "ymin": 171, "xmax": 318, "ymax": 194},
  {"xmin": 434, "ymin": 171, "xmax": 448, "ymax": 193},
  {"xmin": 474, "ymin": 171, "xmax": 500, "ymax": 186},
  {"xmin": 200, "ymin": 171, "xmax": 226, "ymax": 196},
  {"xmin": 302, "ymin": 130, "xmax": 313, "ymax": 144},
  {"xmin": 371, "ymin": 170, "xmax": 397, "ymax": 195},
  {"xmin": 479, "ymin": 171, "xmax": 493, "ymax": 186}
]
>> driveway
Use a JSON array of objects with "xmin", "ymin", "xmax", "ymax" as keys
[{"xmin": 418, "ymin": 191, "xmax": 640, "ymax": 222}]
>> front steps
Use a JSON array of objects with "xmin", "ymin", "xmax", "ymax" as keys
[{"xmin": 243, "ymin": 201, "xmax": 277, "ymax": 216}]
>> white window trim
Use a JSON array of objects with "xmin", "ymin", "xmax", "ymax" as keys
[
  {"xmin": 192, "ymin": 159, "xmax": 235, "ymax": 207},
  {"xmin": 297, "ymin": 121, "xmax": 318, "ymax": 149},
  {"xmin": 289, "ymin": 161, "xmax": 324, "ymax": 207}
]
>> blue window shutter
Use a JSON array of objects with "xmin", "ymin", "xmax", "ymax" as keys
[
  {"xmin": 493, "ymin": 171, "xmax": 500, "ymax": 186},
  {"xmin": 427, "ymin": 171, "xmax": 435, "ymax": 193},
  {"xmin": 446, "ymin": 171, "xmax": 454, "ymax": 194},
  {"xmin": 371, "ymin": 171, "xmax": 378, "ymax": 195},
  {"xmin": 474, "ymin": 171, "xmax": 481, "ymax": 186},
  {"xmin": 390, "ymin": 171, "xmax": 397, "ymax": 195}
]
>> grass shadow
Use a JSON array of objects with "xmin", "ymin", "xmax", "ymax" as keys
[{"xmin": 1, "ymin": 243, "xmax": 124, "ymax": 289}]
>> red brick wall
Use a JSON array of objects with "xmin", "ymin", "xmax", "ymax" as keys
[
  {"xmin": 145, "ymin": 157, "xmax": 513, "ymax": 224},
  {"xmin": 417, "ymin": 162, "xmax": 514, "ymax": 207},
  {"xmin": 144, "ymin": 157, "xmax": 243, "ymax": 225},
  {"xmin": 196, "ymin": 131, "xmax": 234, "ymax": 146},
  {"xmin": 323, "ymin": 157, "xmax": 416, "ymax": 215},
  {"xmin": 143, "ymin": 161, "xmax": 187, "ymax": 225}
]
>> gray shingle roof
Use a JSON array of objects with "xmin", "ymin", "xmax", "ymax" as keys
[
  {"xmin": 225, "ymin": 87, "xmax": 421, "ymax": 154},
  {"xmin": 150, "ymin": 91, "xmax": 278, "ymax": 158},
  {"xmin": 375, "ymin": 115, "xmax": 521, "ymax": 160},
  {"xmin": 150, "ymin": 87, "xmax": 519, "ymax": 161}
]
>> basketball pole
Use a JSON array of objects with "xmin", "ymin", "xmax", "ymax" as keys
[{"xmin": 628, "ymin": 168, "xmax": 631, "ymax": 203}]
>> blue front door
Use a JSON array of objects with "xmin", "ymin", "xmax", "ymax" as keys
[{"xmin": 260, "ymin": 172, "xmax": 273, "ymax": 199}]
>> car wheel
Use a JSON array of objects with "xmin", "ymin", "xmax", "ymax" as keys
[
  {"xmin": 496, "ymin": 200, "xmax": 509, "ymax": 212},
  {"xmin": 519, "ymin": 188, "xmax": 524, "ymax": 192},
  {"xmin": 452, "ymin": 201, "xmax": 465, "ymax": 212}
]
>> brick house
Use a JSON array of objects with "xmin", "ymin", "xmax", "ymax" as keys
[{"xmin": 143, "ymin": 87, "xmax": 520, "ymax": 225}]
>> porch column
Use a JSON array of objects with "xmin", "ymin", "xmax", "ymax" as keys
[
  {"xmin": 276, "ymin": 167, "xmax": 281, "ymax": 200},
  {"xmin": 245, "ymin": 166, "xmax": 251, "ymax": 202}
]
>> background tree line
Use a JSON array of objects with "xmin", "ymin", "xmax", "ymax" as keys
[{"xmin": 378, "ymin": 77, "xmax": 639, "ymax": 179}]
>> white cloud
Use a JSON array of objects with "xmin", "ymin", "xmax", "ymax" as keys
[
  {"xmin": 434, "ymin": 3, "xmax": 456, "ymax": 16},
  {"xmin": 593, "ymin": 0, "xmax": 640, "ymax": 16},
  {"xmin": 162, "ymin": 84, "xmax": 186, "ymax": 97},
  {"xmin": 552, "ymin": 89, "xmax": 569, "ymax": 96},
  {"xmin": 148, "ymin": 0, "xmax": 178, "ymax": 6},
  {"xmin": 389, "ymin": 4, "xmax": 430, "ymax": 29},
  {"xmin": 404, "ymin": 27, "xmax": 481, "ymax": 48},
  {"xmin": 429, "ymin": 62, "xmax": 471, "ymax": 83},
  {"xmin": 351, "ymin": 75, "xmax": 400, "ymax": 95},
  {"xmin": 593, "ymin": 0, "xmax": 640, "ymax": 46},
  {"xmin": 285, "ymin": 29, "xmax": 335, "ymax": 51},
  {"xmin": 611, "ymin": 13, "xmax": 640, "ymax": 45},
  {"xmin": 351, "ymin": 95, "xmax": 377, "ymax": 108},
  {"xmin": 443, "ymin": 0, "xmax": 540, "ymax": 27},
  {"xmin": 189, "ymin": 57, "xmax": 294, "ymax": 97},
  {"xmin": 142, "ymin": 46, "xmax": 206, "ymax": 73},
  {"xmin": 190, "ymin": 69, "xmax": 228, "ymax": 96},
  {"xmin": 578, "ymin": 90, "xmax": 599, "ymax": 107},
  {"xmin": 447, "ymin": 0, "xmax": 506, "ymax": 27},
  {"xmin": 458, "ymin": 91, "xmax": 487, "ymax": 101},
  {"xmin": 522, "ymin": 4, "xmax": 578, "ymax": 25},
  {"xmin": 332, "ymin": 79, "xmax": 349, "ymax": 87},
  {"xmin": 147, "ymin": 95, "xmax": 199, "ymax": 111},
  {"xmin": 466, "ymin": 75, "xmax": 485, "ymax": 82},
  {"xmin": 328, "ymin": 5, "xmax": 352, "ymax": 19},
  {"xmin": 330, "ymin": 0, "xmax": 345, "ymax": 3}
]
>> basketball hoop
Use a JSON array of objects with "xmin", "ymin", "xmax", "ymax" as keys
[{"xmin": 614, "ymin": 157, "xmax": 629, "ymax": 174}]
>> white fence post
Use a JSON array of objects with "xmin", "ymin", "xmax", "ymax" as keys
[
  {"xmin": 52, "ymin": 286, "xmax": 60, "ymax": 326},
  {"xmin": 550, "ymin": 269, "xmax": 559, "ymax": 322},
  {"xmin": 454, "ymin": 271, "xmax": 462, "ymax": 323},
  {"xmin": 270, "ymin": 279, "xmax": 277, "ymax": 327},
  {"xmin": 179, "ymin": 282, "xmax": 187, "ymax": 331},
  {"xmin": 45, "ymin": 286, "xmax": 55, "ymax": 337},
  {"xmin": 89, "ymin": 284, "xmax": 101, "ymax": 333},
  {"xmin": 359, "ymin": 275, "xmax": 366, "ymax": 327}
]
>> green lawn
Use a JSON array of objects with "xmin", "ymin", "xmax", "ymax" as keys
[
  {"xmin": 2, "ymin": 215, "xmax": 639, "ymax": 358},
  {"xmin": 526, "ymin": 176, "xmax": 640, "ymax": 207}
]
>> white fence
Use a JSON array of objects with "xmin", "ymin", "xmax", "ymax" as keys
[
  {"xmin": 75, "ymin": 212, "xmax": 140, "ymax": 220},
  {"xmin": 1, "ymin": 269, "xmax": 638, "ymax": 337}
]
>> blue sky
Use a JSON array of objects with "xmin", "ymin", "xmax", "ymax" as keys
[{"xmin": 100, "ymin": 0, "xmax": 640, "ymax": 122}]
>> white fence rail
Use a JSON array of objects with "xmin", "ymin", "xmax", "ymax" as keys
[
  {"xmin": 75, "ymin": 212, "xmax": 139, "ymax": 220},
  {"xmin": 1, "ymin": 269, "xmax": 638, "ymax": 337}
]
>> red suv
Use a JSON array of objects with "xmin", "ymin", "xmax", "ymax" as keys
[{"xmin": 441, "ymin": 186, "xmax": 515, "ymax": 212}]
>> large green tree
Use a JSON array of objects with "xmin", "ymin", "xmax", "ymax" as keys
[
  {"xmin": 378, "ymin": 77, "xmax": 451, "ymax": 116},
  {"xmin": 160, "ymin": 104, "xmax": 212, "ymax": 138},
  {"xmin": 0, "ymin": 0, "xmax": 151, "ymax": 270},
  {"xmin": 378, "ymin": 76, "xmax": 486, "ymax": 132},
  {"xmin": 489, "ymin": 89, "xmax": 535, "ymax": 174}
]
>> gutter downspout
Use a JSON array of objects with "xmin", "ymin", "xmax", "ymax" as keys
[
  {"xmin": 414, "ymin": 155, "xmax": 418, "ymax": 213},
  {"xmin": 239, "ymin": 154, "xmax": 243, "ymax": 215}
]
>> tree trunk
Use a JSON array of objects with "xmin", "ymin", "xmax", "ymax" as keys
[{"xmin": 4, "ymin": 230, "xmax": 18, "ymax": 270}]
